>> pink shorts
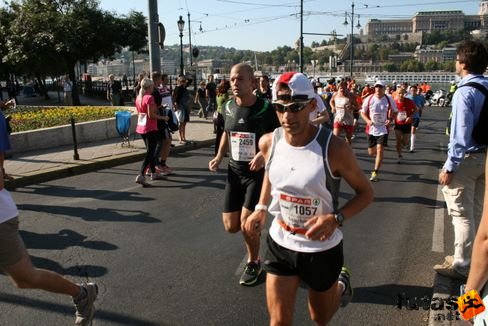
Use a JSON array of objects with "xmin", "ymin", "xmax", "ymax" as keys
[{"xmin": 333, "ymin": 122, "xmax": 354, "ymax": 135}]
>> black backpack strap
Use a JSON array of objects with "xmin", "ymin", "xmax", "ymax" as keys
[
  {"xmin": 458, "ymin": 81, "xmax": 488, "ymax": 145},
  {"xmin": 459, "ymin": 82, "xmax": 488, "ymax": 98}
]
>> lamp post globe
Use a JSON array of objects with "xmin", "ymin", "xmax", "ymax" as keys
[{"xmin": 177, "ymin": 16, "xmax": 185, "ymax": 76}]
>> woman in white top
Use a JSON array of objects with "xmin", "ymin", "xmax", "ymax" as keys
[{"xmin": 330, "ymin": 84, "xmax": 357, "ymax": 144}]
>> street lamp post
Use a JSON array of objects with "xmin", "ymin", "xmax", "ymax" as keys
[
  {"xmin": 177, "ymin": 16, "xmax": 185, "ymax": 76},
  {"xmin": 343, "ymin": 2, "xmax": 361, "ymax": 77}
]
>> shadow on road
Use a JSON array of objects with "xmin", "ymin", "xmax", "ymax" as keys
[
  {"xmin": 353, "ymin": 283, "xmax": 433, "ymax": 306},
  {"xmin": 19, "ymin": 204, "xmax": 160, "ymax": 223},
  {"xmin": 19, "ymin": 229, "xmax": 118, "ymax": 251},
  {"xmin": 28, "ymin": 255, "xmax": 108, "ymax": 278},
  {"xmin": 15, "ymin": 184, "xmax": 153, "ymax": 202},
  {"xmin": 0, "ymin": 292, "xmax": 160, "ymax": 326}
]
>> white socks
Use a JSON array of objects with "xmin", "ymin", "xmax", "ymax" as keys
[
  {"xmin": 410, "ymin": 134, "xmax": 416, "ymax": 151},
  {"xmin": 338, "ymin": 280, "xmax": 346, "ymax": 294}
]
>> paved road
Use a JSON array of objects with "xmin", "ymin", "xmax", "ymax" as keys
[{"xmin": 0, "ymin": 107, "xmax": 461, "ymax": 325}]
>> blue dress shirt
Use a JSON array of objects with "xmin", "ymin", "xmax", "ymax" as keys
[{"xmin": 443, "ymin": 74, "xmax": 488, "ymax": 172}]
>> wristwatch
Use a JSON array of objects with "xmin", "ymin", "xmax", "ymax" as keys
[
  {"xmin": 444, "ymin": 169, "xmax": 453, "ymax": 174},
  {"xmin": 334, "ymin": 212, "xmax": 345, "ymax": 227}
]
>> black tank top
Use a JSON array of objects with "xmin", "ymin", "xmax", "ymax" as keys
[{"xmin": 223, "ymin": 97, "xmax": 280, "ymax": 170}]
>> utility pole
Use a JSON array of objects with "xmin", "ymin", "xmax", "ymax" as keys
[
  {"xmin": 299, "ymin": 0, "xmax": 304, "ymax": 72},
  {"xmin": 188, "ymin": 12, "xmax": 192, "ymax": 67},
  {"xmin": 148, "ymin": 0, "xmax": 161, "ymax": 73}
]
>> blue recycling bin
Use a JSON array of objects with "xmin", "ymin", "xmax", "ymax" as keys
[{"xmin": 115, "ymin": 111, "xmax": 131, "ymax": 147}]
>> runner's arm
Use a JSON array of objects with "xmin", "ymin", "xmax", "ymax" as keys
[
  {"xmin": 209, "ymin": 130, "xmax": 229, "ymax": 171},
  {"xmin": 304, "ymin": 136, "xmax": 373, "ymax": 240},
  {"xmin": 244, "ymin": 133, "xmax": 273, "ymax": 236},
  {"xmin": 311, "ymin": 110, "xmax": 329, "ymax": 125},
  {"xmin": 360, "ymin": 110, "xmax": 372, "ymax": 126},
  {"xmin": 330, "ymin": 94, "xmax": 336, "ymax": 113},
  {"xmin": 329, "ymin": 136, "xmax": 374, "ymax": 221}
]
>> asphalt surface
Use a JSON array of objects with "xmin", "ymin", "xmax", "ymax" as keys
[{"xmin": 0, "ymin": 106, "xmax": 467, "ymax": 325}]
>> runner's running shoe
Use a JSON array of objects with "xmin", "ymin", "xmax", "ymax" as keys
[
  {"xmin": 135, "ymin": 175, "xmax": 150, "ymax": 187},
  {"xmin": 369, "ymin": 171, "xmax": 378, "ymax": 182},
  {"xmin": 338, "ymin": 267, "xmax": 353, "ymax": 307},
  {"xmin": 239, "ymin": 261, "xmax": 262, "ymax": 286},
  {"xmin": 73, "ymin": 282, "xmax": 98, "ymax": 326}
]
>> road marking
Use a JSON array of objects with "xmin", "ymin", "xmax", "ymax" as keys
[
  {"xmin": 432, "ymin": 184, "xmax": 445, "ymax": 253},
  {"xmin": 432, "ymin": 141, "xmax": 447, "ymax": 253},
  {"xmin": 235, "ymin": 228, "xmax": 268, "ymax": 276}
]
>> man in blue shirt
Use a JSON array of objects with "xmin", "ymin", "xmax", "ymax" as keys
[
  {"xmin": 435, "ymin": 40, "xmax": 488, "ymax": 280},
  {"xmin": 406, "ymin": 85, "xmax": 425, "ymax": 152}
]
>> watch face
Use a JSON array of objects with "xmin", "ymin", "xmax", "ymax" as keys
[{"xmin": 335, "ymin": 213, "xmax": 344, "ymax": 224}]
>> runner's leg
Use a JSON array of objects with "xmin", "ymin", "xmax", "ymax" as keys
[
  {"xmin": 308, "ymin": 281, "xmax": 342, "ymax": 325},
  {"xmin": 266, "ymin": 274, "xmax": 300, "ymax": 326}
]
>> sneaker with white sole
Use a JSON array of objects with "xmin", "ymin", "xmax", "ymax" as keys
[
  {"xmin": 135, "ymin": 175, "xmax": 150, "ymax": 187},
  {"xmin": 239, "ymin": 261, "xmax": 262, "ymax": 286},
  {"xmin": 433, "ymin": 261, "xmax": 468, "ymax": 281},
  {"xmin": 73, "ymin": 282, "xmax": 98, "ymax": 326},
  {"xmin": 161, "ymin": 166, "xmax": 173, "ymax": 175},
  {"xmin": 151, "ymin": 172, "xmax": 164, "ymax": 181},
  {"xmin": 338, "ymin": 267, "xmax": 353, "ymax": 307},
  {"xmin": 369, "ymin": 171, "xmax": 378, "ymax": 182}
]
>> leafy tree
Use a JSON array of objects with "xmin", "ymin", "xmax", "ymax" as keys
[
  {"xmin": 0, "ymin": 7, "xmax": 17, "ymax": 80},
  {"xmin": 425, "ymin": 60, "xmax": 440, "ymax": 71},
  {"xmin": 400, "ymin": 59, "xmax": 424, "ymax": 72},
  {"xmin": 383, "ymin": 63, "xmax": 397, "ymax": 72},
  {"xmin": 3, "ymin": 0, "xmax": 147, "ymax": 104},
  {"xmin": 443, "ymin": 61, "xmax": 456, "ymax": 72}
]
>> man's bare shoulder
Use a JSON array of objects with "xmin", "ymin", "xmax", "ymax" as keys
[
  {"xmin": 259, "ymin": 132, "xmax": 274, "ymax": 149},
  {"xmin": 328, "ymin": 134, "xmax": 355, "ymax": 175}
]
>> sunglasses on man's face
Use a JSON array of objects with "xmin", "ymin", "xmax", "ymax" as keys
[{"xmin": 272, "ymin": 100, "xmax": 311, "ymax": 113}]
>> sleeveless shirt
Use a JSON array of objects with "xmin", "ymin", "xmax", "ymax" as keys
[{"xmin": 267, "ymin": 127, "xmax": 343, "ymax": 253}]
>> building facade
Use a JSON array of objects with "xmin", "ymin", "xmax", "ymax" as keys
[{"xmin": 366, "ymin": 1, "xmax": 487, "ymax": 38}]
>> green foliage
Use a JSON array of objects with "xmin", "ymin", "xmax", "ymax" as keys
[
  {"xmin": 425, "ymin": 60, "xmax": 440, "ymax": 71},
  {"xmin": 6, "ymin": 105, "xmax": 124, "ymax": 132},
  {"xmin": 383, "ymin": 63, "xmax": 397, "ymax": 72},
  {"xmin": 400, "ymin": 59, "xmax": 424, "ymax": 72},
  {"xmin": 1, "ymin": 0, "xmax": 147, "ymax": 78},
  {"xmin": 423, "ymin": 29, "xmax": 471, "ymax": 45}
]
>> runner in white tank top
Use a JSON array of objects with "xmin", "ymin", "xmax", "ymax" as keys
[{"xmin": 244, "ymin": 72, "xmax": 373, "ymax": 326}]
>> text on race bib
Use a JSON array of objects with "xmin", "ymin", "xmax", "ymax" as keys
[
  {"xmin": 230, "ymin": 132, "xmax": 256, "ymax": 161},
  {"xmin": 397, "ymin": 111, "xmax": 407, "ymax": 121},
  {"xmin": 372, "ymin": 112, "xmax": 387, "ymax": 125},
  {"xmin": 279, "ymin": 193, "xmax": 322, "ymax": 229},
  {"xmin": 137, "ymin": 113, "xmax": 147, "ymax": 126}
]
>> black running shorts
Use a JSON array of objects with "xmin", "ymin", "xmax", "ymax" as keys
[
  {"xmin": 264, "ymin": 235, "xmax": 343, "ymax": 292},
  {"xmin": 368, "ymin": 134, "xmax": 388, "ymax": 148},
  {"xmin": 412, "ymin": 118, "xmax": 420, "ymax": 128},
  {"xmin": 394, "ymin": 123, "xmax": 412, "ymax": 134},
  {"xmin": 223, "ymin": 165, "xmax": 264, "ymax": 212}
]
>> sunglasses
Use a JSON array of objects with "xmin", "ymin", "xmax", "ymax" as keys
[{"xmin": 272, "ymin": 100, "xmax": 311, "ymax": 113}]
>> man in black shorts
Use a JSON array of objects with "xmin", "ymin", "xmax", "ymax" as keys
[
  {"xmin": 209, "ymin": 63, "xmax": 280, "ymax": 285},
  {"xmin": 360, "ymin": 80, "xmax": 397, "ymax": 182},
  {"xmin": 244, "ymin": 72, "xmax": 373, "ymax": 324},
  {"xmin": 393, "ymin": 87, "xmax": 417, "ymax": 163}
]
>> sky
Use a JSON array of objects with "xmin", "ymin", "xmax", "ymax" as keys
[{"xmin": 99, "ymin": 0, "xmax": 483, "ymax": 52}]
